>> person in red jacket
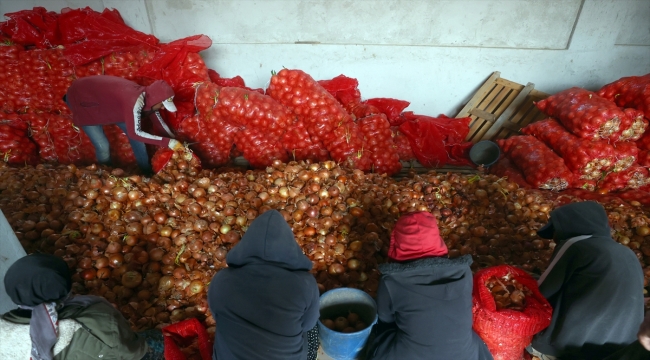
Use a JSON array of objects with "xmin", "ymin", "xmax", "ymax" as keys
[{"xmin": 65, "ymin": 75, "xmax": 184, "ymax": 174}]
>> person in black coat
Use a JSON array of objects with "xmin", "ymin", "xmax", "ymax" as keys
[
  {"xmin": 367, "ymin": 211, "xmax": 493, "ymax": 360},
  {"xmin": 529, "ymin": 201, "xmax": 645, "ymax": 359},
  {"xmin": 207, "ymin": 210, "xmax": 320, "ymax": 360}
]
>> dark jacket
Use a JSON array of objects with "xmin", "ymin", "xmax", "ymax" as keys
[
  {"xmin": 67, "ymin": 75, "xmax": 174, "ymax": 147},
  {"xmin": 532, "ymin": 201, "xmax": 644, "ymax": 359},
  {"xmin": 1, "ymin": 301, "xmax": 147, "ymax": 360},
  {"xmin": 207, "ymin": 210, "xmax": 320, "ymax": 360},
  {"xmin": 368, "ymin": 254, "xmax": 492, "ymax": 360}
]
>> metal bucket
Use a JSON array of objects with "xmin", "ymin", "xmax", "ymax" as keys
[{"xmin": 318, "ymin": 288, "xmax": 378, "ymax": 360}]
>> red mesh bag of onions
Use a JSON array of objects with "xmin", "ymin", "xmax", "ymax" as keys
[
  {"xmin": 163, "ymin": 318, "xmax": 213, "ymax": 360},
  {"xmin": 521, "ymin": 118, "xmax": 615, "ymax": 180},
  {"xmin": 496, "ymin": 136, "xmax": 573, "ymax": 191},
  {"xmin": 535, "ymin": 87, "xmax": 627, "ymax": 141},
  {"xmin": 472, "ymin": 265, "xmax": 552, "ymax": 360},
  {"xmin": 487, "ymin": 156, "xmax": 531, "ymax": 189},
  {"xmin": 598, "ymin": 73, "xmax": 650, "ymax": 119},
  {"xmin": 598, "ymin": 165, "xmax": 649, "ymax": 193}
]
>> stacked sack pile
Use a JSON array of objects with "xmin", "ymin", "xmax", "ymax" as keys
[
  {"xmin": 490, "ymin": 74, "xmax": 650, "ymax": 203},
  {"xmin": 0, "ymin": 7, "xmax": 474, "ymax": 176}
]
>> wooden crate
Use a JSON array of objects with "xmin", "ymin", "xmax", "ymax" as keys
[{"xmin": 457, "ymin": 71, "xmax": 549, "ymax": 143}]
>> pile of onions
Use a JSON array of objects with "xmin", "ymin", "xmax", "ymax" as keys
[{"xmin": 2, "ymin": 149, "xmax": 650, "ymax": 348}]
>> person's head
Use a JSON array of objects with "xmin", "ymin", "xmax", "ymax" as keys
[
  {"xmin": 5, "ymin": 253, "xmax": 72, "ymax": 307},
  {"xmin": 225, "ymin": 210, "xmax": 313, "ymax": 271},
  {"xmin": 537, "ymin": 200, "xmax": 611, "ymax": 242},
  {"xmin": 144, "ymin": 80, "xmax": 177, "ymax": 113},
  {"xmin": 388, "ymin": 211, "xmax": 448, "ymax": 262}
]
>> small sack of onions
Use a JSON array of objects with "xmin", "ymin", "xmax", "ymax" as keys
[{"xmin": 472, "ymin": 265, "xmax": 552, "ymax": 360}]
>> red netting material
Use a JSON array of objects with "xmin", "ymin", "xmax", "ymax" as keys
[
  {"xmin": 162, "ymin": 318, "xmax": 212, "ymax": 360},
  {"xmin": 473, "ymin": 265, "xmax": 552, "ymax": 360}
]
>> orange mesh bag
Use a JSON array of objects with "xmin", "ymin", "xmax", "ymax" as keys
[{"xmin": 472, "ymin": 265, "xmax": 552, "ymax": 360}]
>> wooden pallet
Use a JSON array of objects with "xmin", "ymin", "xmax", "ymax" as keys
[{"xmin": 457, "ymin": 71, "xmax": 549, "ymax": 143}]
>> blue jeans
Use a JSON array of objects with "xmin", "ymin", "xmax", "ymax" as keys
[{"xmin": 82, "ymin": 123, "xmax": 152, "ymax": 174}]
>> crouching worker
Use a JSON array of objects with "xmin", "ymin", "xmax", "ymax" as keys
[
  {"xmin": 207, "ymin": 210, "xmax": 320, "ymax": 360},
  {"xmin": 0, "ymin": 254, "xmax": 154, "ymax": 360},
  {"xmin": 530, "ymin": 201, "xmax": 644, "ymax": 360},
  {"xmin": 367, "ymin": 211, "xmax": 493, "ymax": 360}
]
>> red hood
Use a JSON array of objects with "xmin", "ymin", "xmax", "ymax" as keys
[
  {"xmin": 144, "ymin": 80, "xmax": 174, "ymax": 110},
  {"xmin": 389, "ymin": 211, "xmax": 448, "ymax": 261}
]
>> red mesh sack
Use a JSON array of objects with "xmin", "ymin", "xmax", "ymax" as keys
[
  {"xmin": 598, "ymin": 165, "xmax": 649, "ymax": 192},
  {"xmin": 317, "ymin": 74, "xmax": 361, "ymax": 107},
  {"xmin": 358, "ymin": 114, "xmax": 402, "ymax": 175},
  {"xmin": 390, "ymin": 127, "xmax": 415, "ymax": 162},
  {"xmin": 521, "ymin": 118, "xmax": 615, "ymax": 180},
  {"xmin": 496, "ymin": 136, "xmax": 573, "ymax": 191},
  {"xmin": 535, "ymin": 87, "xmax": 627, "ymax": 141},
  {"xmin": 58, "ymin": 7, "xmax": 159, "ymax": 66},
  {"xmin": 612, "ymin": 141, "xmax": 639, "ymax": 172},
  {"xmin": 619, "ymin": 108, "xmax": 648, "ymax": 141},
  {"xmin": 363, "ymin": 98, "xmax": 410, "ymax": 125},
  {"xmin": 638, "ymin": 150, "xmax": 650, "ymax": 167},
  {"xmin": 598, "ymin": 73, "xmax": 650, "ymax": 119},
  {"xmin": 473, "ymin": 265, "xmax": 552, "ymax": 360},
  {"xmin": 207, "ymin": 70, "xmax": 264, "ymax": 94},
  {"xmin": 637, "ymin": 130, "xmax": 650, "ymax": 152},
  {"xmin": 163, "ymin": 318, "xmax": 212, "ymax": 360},
  {"xmin": 176, "ymin": 115, "xmax": 236, "ymax": 168},
  {"xmin": 0, "ymin": 7, "xmax": 60, "ymax": 49},
  {"xmin": 233, "ymin": 127, "xmax": 289, "ymax": 168},
  {"xmin": 487, "ymin": 157, "xmax": 531, "ymax": 189},
  {"xmin": 0, "ymin": 43, "xmax": 24, "ymax": 112},
  {"xmin": 267, "ymin": 69, "xmax": 353, "ymax": 144},
  {"xmin": 281, "ymin": 119, "xmax": 330, "ymax": 162},
  {"xmin": 398, "ymin": 113, "xmax": 472, "ymax": 167},
  {"xmin": 321, "ymin": 120, "xmax": 370, "ymax": 171},
  {"xmin": 137, "ymin": 35, "xmax": 211, "ymax": 102},
  {"xmin": 0, "ymin": 114, "xmax": 39, "ymax": 166}
]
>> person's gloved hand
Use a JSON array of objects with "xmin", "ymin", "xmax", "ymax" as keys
[
  {"xmin": 168, "ymin": 139, "xmax": 184, "ymax": 151},
  {"xmin": 637, "ymin": 312, "xmax": 650, "ymax": 350}
]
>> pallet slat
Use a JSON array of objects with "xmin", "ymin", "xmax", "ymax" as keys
[{"xmin": 458, "ymin": 72, "xmax": 549, "ymax": 143}]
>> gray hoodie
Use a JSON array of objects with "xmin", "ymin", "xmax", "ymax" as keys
[
  {"xmin": 207, "ymin": 210, "xmax": 319, "ymax": 360},
  {"xmin": 532, "ymin": 201, "xmax": 644, "ymax": 359}
]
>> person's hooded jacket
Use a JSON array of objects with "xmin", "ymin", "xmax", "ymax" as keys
[
  {"xmin": 66, "ymin": 75, "xmax": 176, "ymax": 147},
  {"xmin": 531, "ymin": 201, "xmax": 644, "ymax": 359},
  {"xmin": 0, "ymin": 254, "xmax": 146, "ymax": 360},
  {"xmin": 367, "ymin": 211, "xmax": 492, "ymax": 360},
  {"xmin": 207, "ymin": 210, "xmax": 320, "ymax": 360}
]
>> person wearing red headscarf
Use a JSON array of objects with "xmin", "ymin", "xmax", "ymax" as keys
[{"xmin": 367, "ymin": 211, "xmax": 492, "ymax": 360}]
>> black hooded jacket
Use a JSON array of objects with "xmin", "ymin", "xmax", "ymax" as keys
[
  {"xmin": 207, "ymin": 210, "xmax": 320, "ymax": 360},
  {"xmin": 367, "ymin": 255, "xmax": 493, "ymax": 360},
  {"xmin": 532, "ymin": 201, "xmax": 644, "ymax": 359}
]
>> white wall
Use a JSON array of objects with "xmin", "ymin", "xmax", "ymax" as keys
[{"xmin": 1, "ymin": 0, "xmax": 649, "ymax": 116}]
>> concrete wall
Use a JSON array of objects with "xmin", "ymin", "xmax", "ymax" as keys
[{"xmin": 1, "ymin": 0, "xmax": 649, "ymax": 116}]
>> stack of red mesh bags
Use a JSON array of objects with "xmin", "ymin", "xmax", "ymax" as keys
[
  {"xmin": 0, "ymin": 7, "xmax": 445, "ymax": 176},
  {"xmin": 536, "ymin": 87, "xmax": 646, "ymax": 141},
  {"xmin": 517, "ymin": 83, "xmax": 650, "ymax": 193}
]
